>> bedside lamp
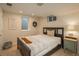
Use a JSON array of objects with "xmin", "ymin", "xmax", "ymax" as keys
[
  {"xmin": 67, "ymin": 25, "xmax": 75, "ymax": 36},
  {"xmin": 66, "ymin": 25, "xmax": 78, "ymax": 37}
]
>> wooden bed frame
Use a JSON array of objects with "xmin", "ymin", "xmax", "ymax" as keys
[
  {"xmin": 43, "ymin": 27, "xmax": 64, "ymax": 48},
  {"xmin": 17, "ymin": 27, "xmax": 64, "ymax": 56}
]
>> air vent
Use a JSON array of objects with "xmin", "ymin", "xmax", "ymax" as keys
[
  {"xmin": 37, "ymin": 3, "xmax": 44, "ymax": 6},
  {"xmin": 6, "ymin": 3, "xmax": 12, "ymax": 6}
]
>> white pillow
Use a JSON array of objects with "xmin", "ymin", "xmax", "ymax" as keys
[{"xmin": 47, "ymin": 30, "xmax": 54, "ymax": 36}]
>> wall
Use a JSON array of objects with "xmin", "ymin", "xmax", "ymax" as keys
[
  {"xmin": 37, "ymin": 16, "xmax": 64, "ymax": 34},
  {"xmin": 3, "ymin": 12, "xmax": 38, "ymax": 46},
  {"xmin": 0, "ymin": 7, "xmax": 3, "ymax": 49},
  {"xmin": 0, "ymin": 7, "xmax": 3, "ymax": 35}
]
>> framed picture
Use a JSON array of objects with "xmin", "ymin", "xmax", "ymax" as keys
[
  {"xmin": 47, "ymin": 16, "xmax": 56, "ymax": 22},
  {"xmin": 58, "ymin": 29, "xmax": 62, "ymax": 34}
]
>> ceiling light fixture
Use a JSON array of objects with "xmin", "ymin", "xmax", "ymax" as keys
[
  {"xmin": 19, "ymin": 11, "xmax": 23, "ymax": 13},
  {"xmin": 32, "ymin": 13, "xmax": 35, "ymax": 16}
]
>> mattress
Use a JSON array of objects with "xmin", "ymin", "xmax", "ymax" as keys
[{"xmin": 22, "ymin": 35, "xmax": 61, "ymax": 56}]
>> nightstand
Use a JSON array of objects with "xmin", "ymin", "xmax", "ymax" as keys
[{"xmin": 64, "ymin": 36, "xmax": 78, "ymax": 55}]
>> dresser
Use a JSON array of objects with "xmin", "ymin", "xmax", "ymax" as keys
[{"xmin": 64, "ymin": 36, "xmax": 78, "ymax": 55}]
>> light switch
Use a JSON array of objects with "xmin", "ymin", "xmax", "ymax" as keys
[{"xmin": 0, "ymin": 34, "xmax": 2, "ymax": 36}]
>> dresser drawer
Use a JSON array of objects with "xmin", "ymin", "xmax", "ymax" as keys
[{"xmin": 64, "ymin": 40, "xmax": 77, "ymax": 52}]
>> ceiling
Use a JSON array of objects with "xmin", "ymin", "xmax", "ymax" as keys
[{"xmin": 0, "ymin": 3, "xmax": 79, "ymax": 16}]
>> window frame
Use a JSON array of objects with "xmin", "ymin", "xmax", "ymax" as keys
[{"xmin": 21, "ymin": 16, "xmax": 29, "ymax": 31}]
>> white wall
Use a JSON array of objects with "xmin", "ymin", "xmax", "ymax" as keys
[
  {"xmin": 0, "ymin": 7, "xmax": 3, "ymax": 49},
  {"xmin": 37, "ymin": 16, "xmax": 64, "ymax": 34},
  {"xmin": 0, "ymin": 7, "xmax": 3, "ymax": 34},
  {"xmin": 3, "ymin": 12, "xmax": 38, "ymax": 46}
]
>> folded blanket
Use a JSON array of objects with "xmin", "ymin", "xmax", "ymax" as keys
[{"xmin": 21, "ymin": 37, "xmax": 32, "ymax": 44}]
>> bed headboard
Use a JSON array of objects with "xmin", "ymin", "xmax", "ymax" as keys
[{"xmin": 43, "ymin": 27, "xmax": 64, "ymax": 48}]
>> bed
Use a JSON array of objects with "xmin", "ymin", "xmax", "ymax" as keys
[{"xmin": 17, "ymin": 27, "xmax": 64, "ymax": 56}]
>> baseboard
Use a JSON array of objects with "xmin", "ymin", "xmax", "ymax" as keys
[{"xmin": 78, "ymin": 51, "xmax": 79, "ymax": 54}]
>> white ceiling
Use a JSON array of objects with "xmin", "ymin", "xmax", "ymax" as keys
[{"xmin": 0, "ymin": 3, "xmax": 79, "ymax": 16}]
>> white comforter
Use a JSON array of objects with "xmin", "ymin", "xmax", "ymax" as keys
[{"xmin": 24, "ymin": 35, "xmax": 61, "ymax": 56}]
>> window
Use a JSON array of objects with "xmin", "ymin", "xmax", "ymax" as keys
[{"xmin": 21, "ymin": 16, "xmax": 29, "ymax": 30}]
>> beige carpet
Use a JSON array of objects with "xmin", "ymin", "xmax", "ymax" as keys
[
  {"xmin": 0, "ymin": 45, "xmax": 79, "ymax": 56},
  {"xmin": 0, "ymin": 45, "xmax": 21, "ymax": 56}
]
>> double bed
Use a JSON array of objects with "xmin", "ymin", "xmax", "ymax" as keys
[{"xmin": 17, "ymin": 27, "xmax": 64, "ymax": 56}]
